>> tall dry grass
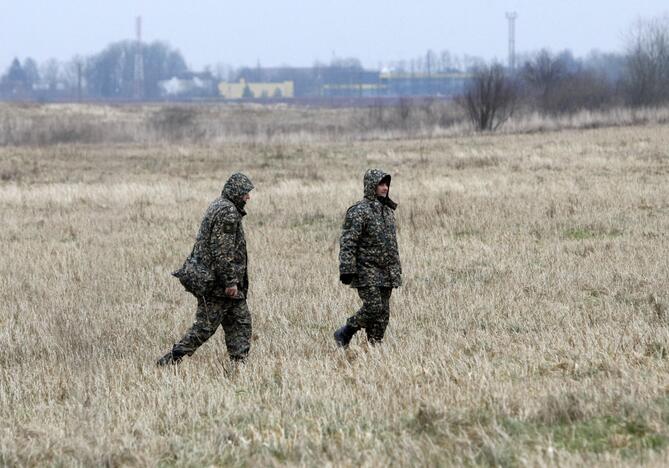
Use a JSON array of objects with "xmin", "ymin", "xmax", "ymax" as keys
[
  {"xmin": 2, "ymin": 101, "xmax": 669, "ymax": 147},
  {"xmin": 1, "ymin": 108, "xmax": 669, "ymax": 466}
]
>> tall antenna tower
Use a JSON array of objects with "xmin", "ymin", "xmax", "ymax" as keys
[
  {"xmin": 506, "ymin": 12, "xmax": 518, "ymax": 72},
  {"xmin": 133, "ymin": 16, "xmax": 144, "ymax": 100}
]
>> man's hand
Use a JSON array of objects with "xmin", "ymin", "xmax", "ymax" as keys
[
  {"xmin": 225, "ymin": 285, "xmax": 238, "ymax": 298},
  {"xmin": 340, "ymin": 273, "xmax": 354, "ymax": 285}
]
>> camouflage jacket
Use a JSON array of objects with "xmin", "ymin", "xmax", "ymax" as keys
[
  {"xmin": 183, "ymin": 173, "xmax": 254, "ymax": 298},
  {"xmin": 339, "ymin": 169, "xmax": 402, "ymax": 288}
]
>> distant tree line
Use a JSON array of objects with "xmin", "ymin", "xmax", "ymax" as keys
[
  {"xmin": 2, "ymin": 13, "xmax": 669, "ymax": 110},
  {"xmin": 0, "ymin": 40, "xmax": 191, "ymax": 100},
  {"xmin": 85, "ymin": 40, "xmax": 188, "ymax": 98},
  {"xmin": 460, "ymin": 14, "xmax": 669, "ymax": 131}
]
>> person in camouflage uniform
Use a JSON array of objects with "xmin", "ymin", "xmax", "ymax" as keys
[
  {"xmin": 157, "ymin": 172, "xmax": 255, "ymax": 365},
  {"xmin": 334, "ymin": 169, "xmax": 402, "ymax": 347}
]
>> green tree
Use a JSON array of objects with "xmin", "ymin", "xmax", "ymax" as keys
[
  {"xmin": 1, "ymin": 58, "xmax": 28, "ymax": 94},
  {"xmin": 242, "ymin": 84, "xmax": 254, "ymax": 98},
  {"xmin": 6, "ymin": 58, "xmax": 26, "ymax": 83}
]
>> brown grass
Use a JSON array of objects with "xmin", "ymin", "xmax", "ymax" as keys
[
  {"xmin": 1, "ymin": 107, "xmax": 669, "ymax": 466},
  {"xmin": 2, "ymin": 102, "xmax": 669, "ymax": 146}
]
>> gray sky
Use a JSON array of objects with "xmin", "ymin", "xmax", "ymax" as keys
[{"xmin": 1, "ymin": 1, "xmax": 668, "ymax": 71}]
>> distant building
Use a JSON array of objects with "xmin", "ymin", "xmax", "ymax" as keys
[
  {"xmin": 319, "ymin": 68, "xmax": 383, "ymax": 97},
  {"xmin": 379, "ymin": 70, "xmax": 470, "ymax": 97},
  {"xmin": 235, "ymin": 67, "xmax": 317, "ymax": 97},
  {"xmin": 227, "ymin": 66, "xmax": 471, "ymax": 99},
  {"xmin": 158, "ymin": 72, "xmax": 217, "ymax": 98},
  {"xmin": 218, "ymin": 79, "xmax": 294, "ymax": 99}
]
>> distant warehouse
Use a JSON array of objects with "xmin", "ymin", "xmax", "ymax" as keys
[{"xmin": 215, "ymin": 66, "xmax": 470, "ymax": 100}]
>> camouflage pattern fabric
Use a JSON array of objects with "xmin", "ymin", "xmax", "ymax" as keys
[
  {"xmin": 339, "ymin": 169, "xmax": 402, "ymax": 288},
  {"xmin": 165, "ymin": 172, "xmax": 254, "ymax": 362},
  {"xmin": 178, "ymin": 172, "xmax": 254, "ymax": 298},
  {"xmin": 346, "ymin": 286, "xmax": 393, "ymax": 343},
  {"xmin": 172, "ymin": 296, "xmax": 252, "ymax": 361}
]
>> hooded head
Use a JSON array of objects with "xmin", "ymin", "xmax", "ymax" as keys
[
  {"xmin": 363, "ymin": 168, "xmax": 397, "ymax": 209},
  {"xmin": 363, "ymin": 168, "xmax": 391, "ymax": 199},
  {"xmin": 222, "ymin": 172, "xmax": 254, "ymax": 212}
]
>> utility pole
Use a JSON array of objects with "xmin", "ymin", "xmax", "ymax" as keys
[
  {"xmin": 133, "ymin": 16, "xmax": 144, "ymax": 100},
  {"xmin": 426, "ymin": 50, "xmax": 432, "ymax": 95},
  {"xmin": 506, "ymin": 12, "xmax": 518, "ymax": 72},
  {"xmin": 77, "ymin": 61, "xmax": 82, "ymax": 101}
]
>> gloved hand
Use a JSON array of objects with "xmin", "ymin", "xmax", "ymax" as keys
[{"xmin": 340, "ymin": 273, "xmax": 354, "ymax": 285}]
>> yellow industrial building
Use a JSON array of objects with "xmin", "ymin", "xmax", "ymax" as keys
[{"xmin": 218, "ymin": 79, "xmax": 294, "ymax": 99}]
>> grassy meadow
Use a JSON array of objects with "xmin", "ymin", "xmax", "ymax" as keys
[{"xmin": 1, "ymin": 103, "xmax": 669, "ymax": 466}]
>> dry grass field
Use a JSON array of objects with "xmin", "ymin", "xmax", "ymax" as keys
[{"xmin": 1, "ymin": 104, "xmax": 669, "ymax": 466}]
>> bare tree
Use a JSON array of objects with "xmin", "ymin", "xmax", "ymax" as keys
[
  {"xmin": 521, "ymin": 49, "xmax": 568, "ymax": 111},
  {"xmin": 459, "ymin": 64, "xmax": 517, "ymax": 131},
  {"xmin": 22, "ymin": 58, "xmax": 39, "ymax": 89},
  {"xmin": 61, "ymin": 56, "xmax": 84, "ymax": 96},
  {"xmin": 439, "ymin": 50, "xmax": 458, "ymax": 72},
  {"xmin": 85, "ymin": 40, "xmax": 187, "ymax": 98},
  {"xmin": 462, "ymin": 54, "xmax": 485, "ymax": 72},
  {"xmin": 546, "ymin": 69, "xmax": 616, "ymax": 113},
  {"xmin": 624, "ymin": 15, "xmax": 669, "ymax": 106},
  {"xmin": 40, "ymin": 59, "xmax": 61, "ymax": 91}
]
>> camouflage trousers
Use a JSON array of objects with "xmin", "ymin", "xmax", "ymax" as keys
[
  {"xmin": 346, "ymin": 286, "xmax": 393, "ymax": 343},
  {"xmin": 172, "ymin": 296, "xmax": 252, "ymax": 361}
]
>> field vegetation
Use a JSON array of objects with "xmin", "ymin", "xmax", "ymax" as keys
[
  {"xmin": 2, "ymin": 101, "xmax": 669, "ymax": 147},
  {"xmin": 1, "ymin": 103, "xmax": 669, "ymax": 466}
]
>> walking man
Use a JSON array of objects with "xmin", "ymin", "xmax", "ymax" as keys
[
  {"xmin": 157, "ymin": 172, "xmax": 255, "ymax": 365},
  {"xmin": 334, "ymin": 169, "xmax": 402, "ymax": 347}
]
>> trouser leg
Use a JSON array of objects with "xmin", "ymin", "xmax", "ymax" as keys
[
  {"xmin": 221, "ymin": 298, "xmax": 252, "ymax": 361},
  {"xmin": 172, "ymin": 297, "xmax": 224, "ymax": 358},
  {"xmin": 366, "ymin": 287, "xmax": 392, "ymax": 343},
  {"xmin": 346, "ymin": 286, "xmax": 392, "ymax": 343}
]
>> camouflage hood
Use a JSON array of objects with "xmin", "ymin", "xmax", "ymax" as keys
[
  {"xmin": 222, "ymin": 172, "xmax": 254, "ymax": 213},
  {"xmin": 363, "ymin": 168, "xmax": 397, "ymax": 209}
]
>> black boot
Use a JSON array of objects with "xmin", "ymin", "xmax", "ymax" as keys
[
  {"xmin": 156, "ymin": 351, "xmax": 183, "ymax": 366},
  {"xmin": 368, "ymin": 337, "xmax": 383, "ymax": 346},
  {"xmin": 334, "ymin": 324, "xmax": 358, "ymax": 348}
]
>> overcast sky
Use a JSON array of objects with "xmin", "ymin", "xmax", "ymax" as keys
[{"xmin": 1, "ymin": 1, "xmax": 668, "ymax": 71}]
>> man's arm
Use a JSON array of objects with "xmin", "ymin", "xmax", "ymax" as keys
[
  {"xmin": 210, "ymin": 206, "xmax": 240, "ymax": 289},
  {"xmin": 339, "ymin": 205, "xmax": 364, "ymax": 281}
]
